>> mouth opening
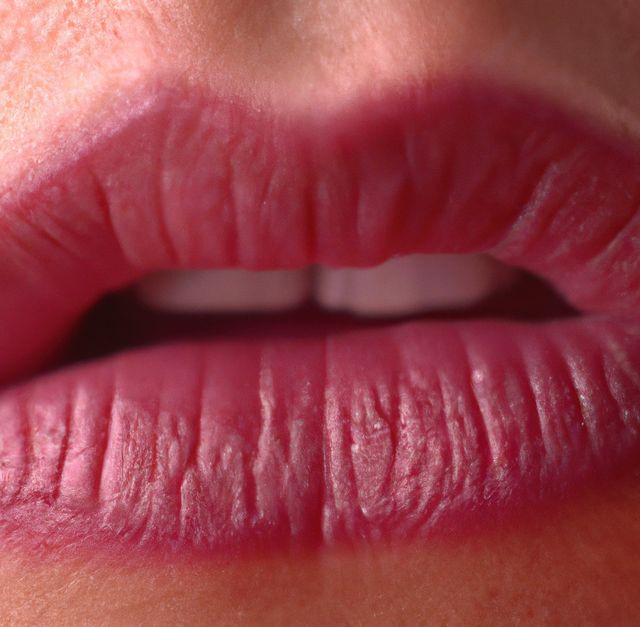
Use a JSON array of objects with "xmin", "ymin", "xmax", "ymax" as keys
[{"xmin": 59, "ymin": 253, "xmax": 577, "ymax": 371}]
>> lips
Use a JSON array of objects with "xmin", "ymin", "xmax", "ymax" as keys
[{"xmin": 1, "ymin": 76, "xmax": 640, "ymax": 556}]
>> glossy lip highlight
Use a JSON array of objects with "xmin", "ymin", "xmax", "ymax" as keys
[{"xmin": 1, "ymin": 76, "xmax": 640, "ymax": 556}]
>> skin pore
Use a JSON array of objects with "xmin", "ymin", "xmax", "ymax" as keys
[{"xmin": 2, "ymin": 1, "xmax": 640, "ymax": 624}]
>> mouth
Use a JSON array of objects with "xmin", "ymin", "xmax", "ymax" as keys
[{"xmin": 1, "ymin": 75, "xmax": 640, "ymax": 558}]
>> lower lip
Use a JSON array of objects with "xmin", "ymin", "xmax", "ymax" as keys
[{"xmin": 1, "ymin": 315, "xmax": 639, "ymax": 556}]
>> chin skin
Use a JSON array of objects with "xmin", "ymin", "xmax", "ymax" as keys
[
  {"xmin": 0, "ymin": 475, "xmax": 639, "ymax": 626},
  {"xmin": 3, "ymin": 2, "xmax": 640, "ymax": 624}
]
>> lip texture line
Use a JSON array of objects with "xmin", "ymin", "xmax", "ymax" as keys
[
  {"xmin": 0, "ymin": 318, "xmax": 639, "ymax": 555},
  {"xmin": 1, "ymin": 76, "xmax": 640, "ymax": 556}
]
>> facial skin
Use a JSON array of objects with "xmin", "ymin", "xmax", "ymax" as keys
[{"xmin": 2, "ymin": 1, "xmax": 640, "ymax": 624}]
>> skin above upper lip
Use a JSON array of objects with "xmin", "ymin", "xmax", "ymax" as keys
[{"xmin": 1, "ymin": 74, "xmax": 640, "ymax": 556}]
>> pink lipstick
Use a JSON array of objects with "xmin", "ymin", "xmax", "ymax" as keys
[{"xmin": 1, "ymin": 77, "xmax": 639, "ymax": 556}]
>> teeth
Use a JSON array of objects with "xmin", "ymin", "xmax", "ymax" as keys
[
  {"xmin": 137, "ymin": 254, "xmax": 516, "ymax": 316},
  {"xmin": 137, "ymin": 268, "xmax": 311, "ymax": 313},
  {"xmin": 316, "ymin": 254, "xmax": 515, "ymax": 316}
]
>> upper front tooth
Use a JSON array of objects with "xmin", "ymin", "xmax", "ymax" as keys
[
  {"xmin": 137, "ymin": 268, "xmax": 312, "ymax": 313},
  {"xmin": 314, "ymin": 254, "xmax": 516, "ymax": 316},
  {"xmin": 137, "ymin": 254, "xmax": 516, "ymax": 315}
]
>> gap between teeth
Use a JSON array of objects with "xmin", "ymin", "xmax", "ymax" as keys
[{"xmin": 136, "ymin": 254, "xmax": 517, "ymax": 317}]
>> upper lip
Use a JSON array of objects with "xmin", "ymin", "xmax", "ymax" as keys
[
  {"xmin": 1, "ymin": 75, "xmax": 640, "ymax": 555},
  {"xmin": 2, "ymin": 75, "xmax": 640, "ymax": 385}
]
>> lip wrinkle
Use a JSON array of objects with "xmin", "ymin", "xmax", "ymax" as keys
[
  {"xmin": 513, "ymin": 334, "xmax": 553, "ymax": 479},
  {"xmin": 50, "ymin": 387, "xmax": 72, "ymax": 505}
]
